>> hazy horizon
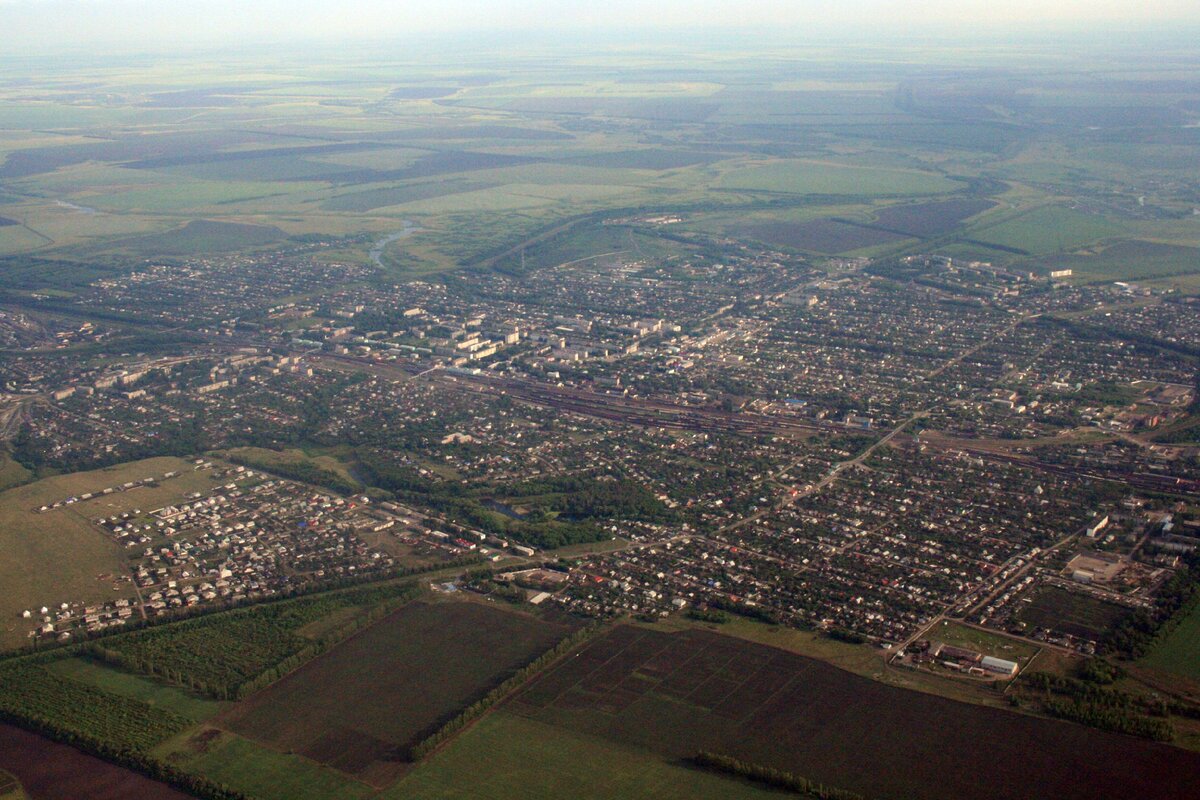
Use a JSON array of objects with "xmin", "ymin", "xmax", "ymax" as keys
[{"xmin": 2, "ymin": 0, "xmax": 1199, "ymax": 54}]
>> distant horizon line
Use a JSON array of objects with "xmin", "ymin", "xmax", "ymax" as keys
[{"xmin": 3, "ymin": 22, "xmax": 1200, "ymax": 61}]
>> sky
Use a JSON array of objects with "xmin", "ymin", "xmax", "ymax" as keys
[{"xmin": 2, "ymin": 0, "xmax": 1198, "ymax": 52}]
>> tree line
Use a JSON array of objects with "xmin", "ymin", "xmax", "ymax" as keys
[
  {"xmin": 408, "ymin": 624, "xmax": 602, "ymax": 761},
  {"xmin": 1024, "ymin": 670, "xmax": 1174, "ymax": 741},
  {"xmin": 692, "ymin": 751, "xmax": 867, "ymax": 800}
]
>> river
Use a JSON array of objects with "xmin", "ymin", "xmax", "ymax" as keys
[{"xmin": 368, "ymin": 221, "xmax": 420, "ymax": 269}]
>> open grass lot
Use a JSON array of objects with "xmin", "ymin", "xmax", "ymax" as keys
[
  {"xmin": 507, "ymin": 625, "xmax": 1200, "ymax": 800},
  {"xmin": 221, "ymin": 446, "xmax": 362, "ymax": 492},
  {"xmin": 967, "ymin": 205, "xmax": 1125, "ymax": 255},
  {"xmin": 929, "ymin": 620, "xmax": 1040, "ymax": 666},
  {"xmin": 1016, "ymin": 585, "xmax": 1134, "ymax": 641},
  {"xmin": 0, "ymin": 456, "xmax": 220, "ymax": 650},
  {"xmin": 389, "ymin": 712, "xmax": 782, "ymax": 800},
  {"xmin": 0, "ymin": 226, "xmax": 47, "ymax": 255},
  {"xmin": 219, "ymin": 600, "xmax": 574, "ymax": 786},
  {"xmin": 84, "ymin": 178, "xmax": 322, "ymax": 214},
  {"xmin": 1141, "ymin": 602, "xmax": 1200, "ymax": 681},
  {"xmin": 0, "ymin": 723, "xmax": 191, "ymax": 800},
  {"xmin": 717, "ymin": 160, "xmax": 960, "ymax": 196}
]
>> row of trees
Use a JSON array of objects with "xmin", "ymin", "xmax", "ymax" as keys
[
  {"xmin": 408, "ymin": 625, "xmax": 601, "ymax": 761},
  {"xmin": 0, "ymin": 663, "xmax": 191, "ymax": 751},
  {"xmin": 692, "ymin": 751, "xmax": 866, "ymax": 800},
  {"xmin": 1025, "ymin": 670, "xmax": 1174, "ymax": 741},
  {"xmin": 1042, "ymin": 697, "xmax": 1173, "ymax": 742}
]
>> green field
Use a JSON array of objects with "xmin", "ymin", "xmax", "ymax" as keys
[
  {"xmin": 0, "ymin": 455, "xmax": 31, "ymax": 492},
  {"xmin": 156, "ymin": 728, "xmax": 374, "ymax": 800},
  {"xmin": 114, "ymin": 219, "xmax": 287, "ymax": 256},
  {"xmin": 930, "ymin": 620, "xmax": 1040, "ymax": 667},
  {"xmin": 100, "ymin": 582, "xmax": 420, "ymax": 698},
  {"xmin": 218, "ymin": 600, "xmax": 571, "ymax": 785},
  {"xmin": 717, "ymin": 160, "xmax": 960, "ymax": 196},
  {"xmin": 968, "ymin": 205, "xmax": 1125, "ymax": 255},
  {"xmin": 1045, "ymin": 240, "xmax": 1200, "ymax": 282},
  {"xmin": 390, "ymin": 712, "xmax": 780, "ymax": 800},
  {"xmin": 1140, "ymin": 601, "xmax": 1200, "ymax": 681},
  {"xmin": 0, "ymin": 46, "xmax": 1196, "ymax": 276}
]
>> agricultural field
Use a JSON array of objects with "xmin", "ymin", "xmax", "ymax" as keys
[
  {"xmin": 112, "ymin": 219, "xmax": 287, "ymax": 256},
  {"xmin": 1140, "ymin": 602, "xmax": 1200, "ymax": 681},
  {"xmin": 1015, "ymin": 586, "xmax": 1134, "ymax": 642},
  {"xmin": 966, "ymin": 205, "xmax": 1125, "ymax": 256},
  {"xmin": 506, "ymin": 625, "xmax": 1200, "ymax": 800},
  {"xmin": 218, "ymin": 600, "xmax": 575, "ymax": 786},
  {"xmin": 717, "ymin": 160, "xmax": 961, "ymax": 197},
  {"xmin": 157, "ymin": 728, "xmax": 375, "ymax": 800},
  {"xmin": 391, "ymin": 712, "xmax": 780, "ymax": 800},
  {"xmin": 696, "ymin": 616, "xmax": 1038, "ymax": 710},
  {"xmin": 321, "ymin": 180, "xmax": 497, "ymax": 213},
  {"xmin": 740, "ymin": 217, "xmax": 910, "ymax": 254},
  {"xmin": 0, "ymin": 724, "xmax": 190, "ymax": 800},
  {"xmin": 0, "ymin": 54, "xmax": 1197, "ymax": 281},
  {"xmin": 1044, "ymin": 240, "xmax": 1200, "ymax": 283},
  {"xmin": 869, "ymin": 198, "xmax": 997, "ymax": 236}
]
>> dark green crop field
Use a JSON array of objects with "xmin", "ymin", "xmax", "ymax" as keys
[
  {"xmin": 742, "ymin": 217, "xmax": 909, "ymax": 253},
  {"xmin": 219, "ymin": 601, "xmax": 574, "ymax": 786}
]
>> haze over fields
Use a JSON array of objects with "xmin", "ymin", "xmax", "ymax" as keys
[
  {"xmin": 0, "ymin": 6, "xmax": 1199, "ymax": 800},
  {"xmin": 3, "ymin": 0, "xmax": 1200, "ymax": 49}
]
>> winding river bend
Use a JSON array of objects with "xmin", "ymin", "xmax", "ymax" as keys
[{"xmin": 369, "ymin": 220, "xmax": 420, "ymax": 269}]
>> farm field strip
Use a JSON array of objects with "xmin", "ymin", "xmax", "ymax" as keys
[
  {"xmin": 217, "ymin": 600, "xmax": 574, "ymax": 786},
  {"xmin": 506, "ymin": 625, "xmax": 1200, "ymax": 800}
]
